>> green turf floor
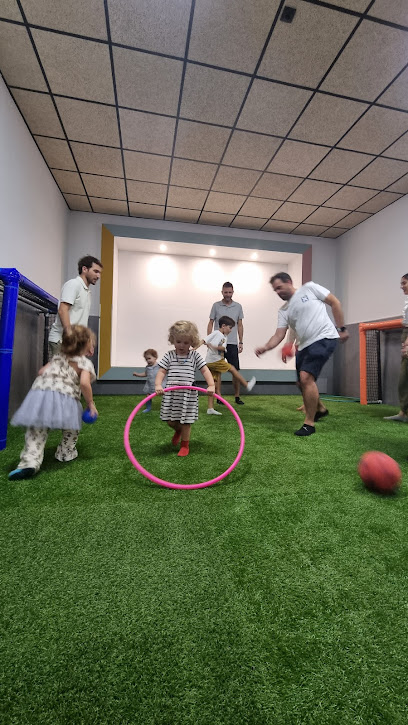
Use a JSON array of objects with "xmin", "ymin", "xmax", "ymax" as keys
[{"xmin": 1, "ymin": 395, "xmax": 408, "ymax": 724}]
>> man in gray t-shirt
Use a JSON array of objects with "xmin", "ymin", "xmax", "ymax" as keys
[{"xmin": 207, "ymin": 282, "xmax": 244, "ymax": 405}]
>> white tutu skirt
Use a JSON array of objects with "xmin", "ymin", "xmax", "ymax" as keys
[{"xmin": 11, "ymin": 390, "xmax": 83, "ymax": 430}]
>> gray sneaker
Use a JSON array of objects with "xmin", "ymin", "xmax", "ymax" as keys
[
  {"xmin": 247, "ymin": 376, "xmax": 256, "ymax": 392},
  {"xmin": 383, "ymin": 414, "xmax": 408, "ymax": 422}
]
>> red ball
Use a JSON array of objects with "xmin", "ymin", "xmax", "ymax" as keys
[{"xmin": 358, "ymin": 451, "xmax": 402, "ymax": 494}]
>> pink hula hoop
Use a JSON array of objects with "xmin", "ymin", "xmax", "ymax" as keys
[{"xmin": 124, "ymin": 385, "xmax": 245, "ymax": 490}]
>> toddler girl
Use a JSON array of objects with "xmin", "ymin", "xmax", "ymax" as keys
[
  {"xmin": 133, "ymin": 348, "xmax": 159, "ymax": 413},
  {"xmin": 8, "ymin": 325, "xmax": 97, "ymax": 480},
  {"xmin": 155, "ymin": 321, "xmax": 215, "ymax": 457}
]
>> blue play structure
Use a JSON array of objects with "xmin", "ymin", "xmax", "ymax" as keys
[{"xmin": 0, "ymin": 268, "xmax": 58, "ymax": 450}]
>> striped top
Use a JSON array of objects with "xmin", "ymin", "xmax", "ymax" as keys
[{"xmin": 158, "ymin": 349, "xmax": 206, "ymax": 424}]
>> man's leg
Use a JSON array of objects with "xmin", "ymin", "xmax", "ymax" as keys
[
  {"xmin": 299, "ymin": 371, "xmax": 319, "ymax": 426},
  {"xmin": 48, "ymin": 340, "xmax": 61, "ymax": 360}
]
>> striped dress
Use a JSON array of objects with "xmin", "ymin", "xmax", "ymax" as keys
[{"xmin": 158, "ymin": 350, "xmax": 206, "ymax": 424}]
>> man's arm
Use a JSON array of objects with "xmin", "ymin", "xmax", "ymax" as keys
[
  {"xmin": 324, "ymin": 294, "xmax": 349, "ymax": 342},
  {"xmin": 207, "ymin": 319, "xmax": 214, "ymax": 335},
  {"xmin": 255, "ymin": 327, "xmax": 287, "ymax": 357},
  {"xmin": 237, "ymin": 319, "xmax": 243, "ymax": 354},
  {"xmin": 58, "ymin": 301, "xmax": 72, "ymax": 332}
]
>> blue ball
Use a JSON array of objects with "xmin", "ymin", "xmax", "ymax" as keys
[{"xmin": 82, "ymin": 409, "xmax": 98, "ymax": 424}]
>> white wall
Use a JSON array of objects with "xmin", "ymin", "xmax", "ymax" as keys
[
  {"xmin": 113, "ymin": 249, "xmax": 301, "ymax": 369},
  {"xmin": 336, "ymin": 195, "xmax": 408, "ymax": 325},
  {"xmin": 0, "ymin": 77, "xmax": 67, "ymax": 296}
]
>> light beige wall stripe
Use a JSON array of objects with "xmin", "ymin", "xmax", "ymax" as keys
[{"xmin": 99, "ymin": 224, "xmax": 114, "ymax": 377}]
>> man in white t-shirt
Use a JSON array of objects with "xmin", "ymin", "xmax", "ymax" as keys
[
  {"xmin": 48, "ymin": 255, "xmax": 103, "ymax": 358},
  {"xmin": 255, "ymin": 272, "xmax": 349, "ymax": 437}
]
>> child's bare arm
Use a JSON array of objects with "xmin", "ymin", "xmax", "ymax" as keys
[
  {"xmin": 80, "ymin": 369, "xmax": 98, "ymax": 415},
  {"xmin": 201, "ymin": 365, "xmax": 215, "ymax": 395},
  {"xmin": 155, "ymin": 367, "xmax": 167, "ymax": 394},
  {"xmin": 132, "ymin": 370, "xmax": 147, "ymax": 377}
]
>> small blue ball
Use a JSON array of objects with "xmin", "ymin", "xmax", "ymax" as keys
[{"xmin": 82, "ymin": 409, "xmax": 98, "ymax": 424}]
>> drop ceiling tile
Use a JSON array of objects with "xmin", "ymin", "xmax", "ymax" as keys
[
  {"xmin": 34, "ymin": 136, "xmax": 76, "ymax": 170},
  {"xmin": 32, "ymin": 29, "xmax": 115, "ymax": 104},
  {"xmin": 321, "ymin": 21, "xmax": 408, "ymax": 102},
  {"xmin": 239, "ymin": 197, "xmax": 281, "ymax": 218},
  {"xmin": 382, "ymin": 132, "xmax": 408, "ymax": 161},
  {"xmin": 167, "ymin": 186, "xmax": 208, "ymax": 210},
  {"xmin": 290, "ymin": 94, "xmax": 368, "ymax": 146},
  {"xmin": 212, "ymin": 167, "xmax": 261, "ymax": 195},
  {"xmin": 0, "ymin": 1, "xmax": 23, "ymax": 20},
  {"xmin": 52, "ymin": 169, "xmax": 84, "ymax": 195},
  {"xmin": 303, "ymin": 206, "xmax": 350, "ymax": 226},
  {"xmin": 328, "ymin": 1, "xmax": 371, "ymax": 9},
  {"xmin": 175, "ymin": 120, "xmax": 230, "ymax": 164},
  {"xmin": 22, "ymin": 0, "xmax": 108, "ymax": 39},
  {"xmin": 204, "ymin": 192, "xmax": 246, "ymax": 214},
  {"xmin": 323, "ymin": 185, "xmax": 377, "ymax": 209},
  {"xmin": 259, "ymin": 2, "xmax": 358, "ymax": 87},
  {"xmin": 231, "ymin": 216, "xmax": 268, "ymax": 230},
  {"xmin": 63, "ymin": 194, "xmax": 92, "ymax": 211},
  {"xmin": 377, "ymin": 68, "xmax": 408, "ymax": 112},
  {"xmin": 113, "ymin": 47, "xmax": 183, "ymax": 115},
  {"xmin": 320, "ymin": 227, "xmax": 348, "ymax": 238},
  {"xmin": 222, "ymin": 131, "xmax": 281, "ymax": 171},
  {"xmin": 82, "ymin": 174, "xmax": 126, "ymax": 200},
  {"xmin": 310, "ymin": 149, "xmax": 374, "ymax": 184},
  {"xmin": 339, "ymin": 106, "xmax": 408, "ymax": 155},
  {"xmin": 267, "ymin": 140, "xmax": 328, "ymax": 177},
  {"xmin": 272, "ymin": 202, "xmax": 318, "ymax": 223},
  {"xmin": 189, "ymin": 0, "xmax": 279, "ymax": 73},
  {"xmin": 127, "ymin": 180, "xmax": 167, "ymax": 204},
  {"xmin": 262, "ymin": 220, "xmax": 298, "ymax": 232},
  {"xmin": 180, "ymin": 64, "xmax": 249, "ymax": 126},
  {"xmin": 0, "ymin": 22, "xmax": 47, "ymax": 91},
  {"xmin": 124, "ymin": 150, "xmax": 171, "ymax": 183},
  {"xmin": 369, "ymin": 0, "xmax": 408, "ymax": 25},
  {"xmin": 108, "ymin": 0, "xmax": 191, "ymax": 55},
  {"xmin": 165, "ymin": 208, "xmax": 201, "ymax": 223},
  {"xmin": 199, "ymin": 212, "xmax": 235, "ymax": 226},
  {"xmin": 120, "ymin": 108, "xmax": 175, "ymax": 155},
  {"xmin": 386, "ymin": 174, "xmax": 408, "ymax": 193},
  {"xmin": 129, "ymin": 202, "xmax": 164, "ymax": 219},
  {"xmin": 90, "ymin": 198, "xmax": 128, "ymax": 215},
  {"xmin": 288, "ymin": 179, "xmax": 342, "ymax": 205},
  {"xmin": 351, "ymin": 157, "xmax": 408, "ymax": 189},
  {"xmin": 71, "ymin": 143, "xmax": 123, "ymax": 176},
  {"xmin": 357, "ymin": 191, "xmax": 403, "ymax": 213},
  {"xmin": 170, "ymin": 158, "xmax": 217, "ymax": 189},
  {"xmin": 337, "ymin": 211, "xmax": 372, "ymax": 228},
  {"xmin": 252, "ymin": 173, "xmax": 302, "ymax": 200},
  {"xmin": 292, "ymin": 224, "xmax": 329, "ymax": 236},
  {"xmin": 12, "ymin": 89, "xmax": 64, "ymax": 137},
  {"xmin": 238, "ymin": 79, "xmax": 312, "ymax": 136},
  {"xmin": 55, "ymin": 98, "xmax": 120, "ymax": 146}
]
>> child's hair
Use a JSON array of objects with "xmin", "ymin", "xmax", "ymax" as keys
[
  {"xmin": 168, "ymin": 320, "xmax": 200, "ymax": 348},
  {"xmin": 143, "ymin": 348, "xmax": 158, "ymax": 359},
  {"xmin": 61, "ymin": 325, "xmax": 96, "ymax": 356},
  {"xmin": 219, "ymin": 315, "xmax": 235, "ymax": 328}
]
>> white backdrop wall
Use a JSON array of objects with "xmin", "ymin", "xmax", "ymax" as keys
[
  {"xmin": 336, "ymin": 194, "xmax": 408, "ymax": 325},
  {"xmin": 0, "ymin": 78, "xmax": 67, "ymax": 296},
  {"xmin": 112, "ymin": 249, "xmax": 302, "ymax": 369}
]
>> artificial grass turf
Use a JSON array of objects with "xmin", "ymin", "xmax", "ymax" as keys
[{"xmin": 1, "ymin": 395, "xmax": 408, "ymax": 724}]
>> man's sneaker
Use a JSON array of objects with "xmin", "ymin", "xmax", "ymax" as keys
[
  {"xmin": 8, "ymin": 467, "xmax": 36, "ymax": 481},
  {"xmin": 207, "ymin": 408, "xmax": 222, "ymax": 415},
  {"xmin": 216, "ymin": 399, "xmax": 225, "ymax": 406},
  {"xmin": 235, "ymin": 398, "xmax": 244, "ymax": 405},
  {"xmin": 247, "ymin": 376, "xmax": 256, "ymax": 392},
  {"xmin": 383, "ymin": 414, "xmax": 408, "ymax": 422}
]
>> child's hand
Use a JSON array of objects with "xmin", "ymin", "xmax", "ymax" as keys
[
  {"xmin": 89, "ymin": 402, "xmax": 98, "ymax": 416},
  {"xmin": 206, "ymin": 385, "xmax": 215, "ymax": 396},
  {"xmin": 207, "ymin": 343, "xmax": 217, "ymax": 352},
  {"xmin": 155, "ymin": 386, "xmax": 164, "ymax": 395},
  {"xmin": 132, "ymin": 371, "xmax": 139, "ymax": 377}
]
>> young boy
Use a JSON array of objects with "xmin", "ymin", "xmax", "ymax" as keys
[{"xmin": 199, "ymin": 316, "xmax": 256, "ymax": 415}]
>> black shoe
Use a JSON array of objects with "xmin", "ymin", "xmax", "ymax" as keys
[
  {"xmin": 235, "ymin": 398, "xmax": 244, "ymax": 405},
  {"xmin": 314, "ymin": 409, "xmax": 329, "ymax": 422},
  {"xmin": 8, "ymin": 467, "xmax": 36, "ymax": 480},
  {"xmin": 216, "ymin": 399, "xmax": 225, "ymax": 406},
  {"xmin": 294, "ymin": 424, "xmax": 315, "ymax": 437}
]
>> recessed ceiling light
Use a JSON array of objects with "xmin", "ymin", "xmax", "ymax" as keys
[
  {"xmin": 251, "ymin": 252, "xmax": 258, "ymax": 260},
  {"xmin": 209, "ymin": 248, "xmax": 216, "ymax": 256},
  {"xmin": 159, "ymin": 244, "xmax": 167, "ymax": 252}
]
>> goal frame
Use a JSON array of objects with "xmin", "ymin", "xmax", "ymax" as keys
[{"xmin": 359, "ymin": 318, "xmax": 402, "ymax": 405}]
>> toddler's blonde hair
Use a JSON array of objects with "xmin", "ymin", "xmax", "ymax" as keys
[{"xmin": 168, "ymin": 320, "xmax": 200, "ymax": 349}]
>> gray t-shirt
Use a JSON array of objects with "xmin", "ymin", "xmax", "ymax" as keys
[{"xmin": 209, "ymin": 300, "xmax": 244, "ymax": 346}]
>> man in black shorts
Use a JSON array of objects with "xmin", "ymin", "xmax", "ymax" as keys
[{"xmin": 207, "ymin": 282, "xmax": 245, "ymax": 404}]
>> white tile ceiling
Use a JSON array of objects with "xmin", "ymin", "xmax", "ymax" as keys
[{"xmin": 1, "ymin": 0, "xmax": 408, "ymax": 238}]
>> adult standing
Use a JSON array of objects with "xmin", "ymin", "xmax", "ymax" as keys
[
  {"xmin": 384, "ymin": 273, "xmax": 408, "ymax": 422},
  {"xmin": 207, "ymin": 282, "xmax": 244, "ymax": 405},
  {"xmin": 255, "ymin": 273, "xmax": 349, "ymax": 436},
  {"xmin": 48, "ymin": 255, "xmax": 103, "ymax": 358}
]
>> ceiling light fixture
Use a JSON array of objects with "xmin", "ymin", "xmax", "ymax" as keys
[
  {"xmin": 251, "ymin": 252, "xmax": 258, "ymax": 260},
  {"xmin": 209, "ymin": 248, "xmax": 216, "ymax": 256},
  {"xmin": 159, "ymin": 244, "xmax": 167, "ymax": 252}
]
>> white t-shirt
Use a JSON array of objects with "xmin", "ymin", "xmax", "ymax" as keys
[
  {"xmin": 205, "ymin": 330, "xmax": 228, "ymax": 364},
  {"xmin": 403, "ymin": 295, "xmax": 408, "ymax": 327},
  {"xmin": 277, "ymin": 282, "xmax": 339, "ymax": 351},
  {"xmin": 48, "ymin": 276, "xmax": 91, "ymax": 343}
]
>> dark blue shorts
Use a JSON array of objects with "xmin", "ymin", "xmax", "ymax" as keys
[
  {"xmin": 225, "ymin": 344, "xmax": 240, "ymax": 370},
  {"xmin": 296, "ymin": 338, "xmax": 337, "ymax": 381}
]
